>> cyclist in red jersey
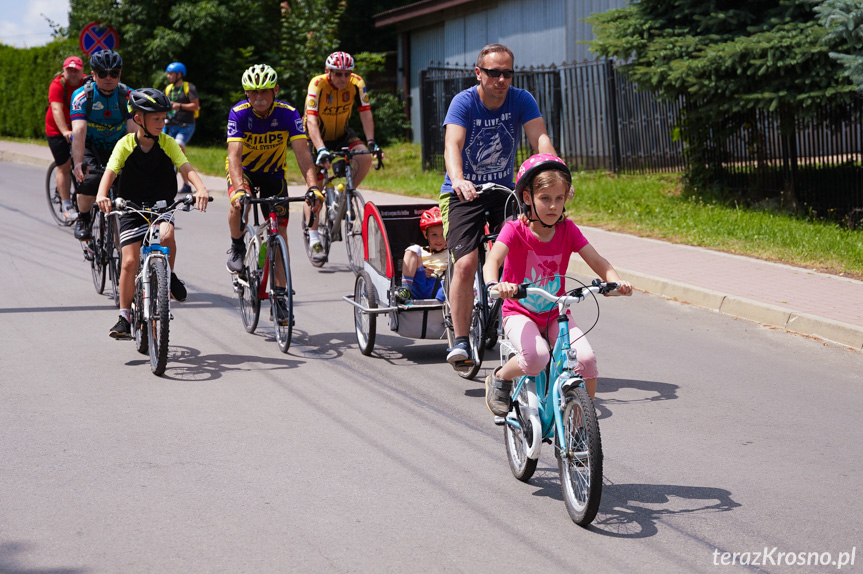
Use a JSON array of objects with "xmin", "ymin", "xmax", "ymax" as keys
[{"xmin": 45, "ymin": 56, "xmax": 86, "ymax": 221}]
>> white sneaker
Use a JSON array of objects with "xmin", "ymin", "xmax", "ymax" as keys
[{"xmin": 62, "ymin": 209, "xmax": 78, "ymax": 222}]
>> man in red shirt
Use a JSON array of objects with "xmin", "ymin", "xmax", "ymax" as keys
[{"xmin": 45, "ymin": 56, "xmax": 86, "ymax": 221}]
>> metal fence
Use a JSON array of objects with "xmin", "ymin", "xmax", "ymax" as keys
[
  {"xmin": 419, "ymin": 60, "xmax": 686, "ymax": 174},
  {"xmin": 419, "ymin": 60, "xmax": 863, "ymax": 217}
]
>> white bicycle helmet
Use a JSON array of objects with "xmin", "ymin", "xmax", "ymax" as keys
[
  {"xmin": 242, "ymin": 64, "xmax": 278, "ymax": 90},
  {"xmin": 325, "ymin": 51, "xmax": 355, "ymax": 70}
]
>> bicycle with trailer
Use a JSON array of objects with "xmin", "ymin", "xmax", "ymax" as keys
[
  {"xmin": 230, "ymin": 189, "xmax": 310, "ymax": 353},
  {"xmin": 342, "ymin": 200, "xmax": 450, "ymax": 356},
  {"xmin": 301, "ymin": 147, "xmax": 383, "ymax": 272},
  {"xmin": 108, "ymin": 193, "xmax": 211, "ymax": 376},
  {"xmin": 491, "ymin": 278, "xmax": 624, "ymax": 526}
]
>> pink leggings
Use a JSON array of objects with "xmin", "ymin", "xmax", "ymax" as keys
[{"xmin": 502, "ymin": 313, "xmax": 598, "ymax": 379}]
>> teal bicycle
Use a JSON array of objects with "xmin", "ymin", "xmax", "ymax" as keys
[{"xmin": 492, "ymin": 278, "xmax": 622, "ymax": 526}]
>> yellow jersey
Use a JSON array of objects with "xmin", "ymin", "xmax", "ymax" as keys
[{"xmin": 304, "ymin": 73, "xmax": 371, "ymax": 142}]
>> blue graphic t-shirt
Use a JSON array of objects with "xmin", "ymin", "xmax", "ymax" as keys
[
  {"xmin": 441, "ymin": 86, "xmax": 542, "ymax": 193},
  {"xmin": 70, "ymin": 83, "xmax": 132, "ymax": 154}
]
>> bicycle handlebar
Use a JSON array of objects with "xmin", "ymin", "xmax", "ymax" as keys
[
  {"xmin": 330, "ymin": 147, "xmax": 385, "ymax": 170},
  {"xmin": 475, "ymin": 183, "xmax": 516, "ymax": 195},
  {"xmin": 112, "ymin": 194, "xmax": 213, "ymax": 216},
  {"xmin": 490, "ymin": 279, "xmax": 622, "ymax": 303}
]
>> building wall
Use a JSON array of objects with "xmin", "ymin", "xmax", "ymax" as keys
[{"xmin": 401, "ymin": 0, "xmax": 626, "ymax": 143}]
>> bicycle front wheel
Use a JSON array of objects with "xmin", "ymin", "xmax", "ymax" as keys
[
  {"xmin": 45, "ymin": 162, "xmax": 71, "ymax": 226},
  {"xmin": 558, "ymin": 384, "xmax": 603, "ymax": 526},
  {"xmin": 344, "ymin": 191, "xmax": 365, "ymax": 274},
  {"xmin": 147, "ymin": 258, "xmax": 171, "ymax": 376},
  {"xmin": 107, "ymin": 217, "xmax": 121, "ymax": 308},
  {"xmin": 239, "ymin": 227, "xmax": 261, "ymax": 333},
  {"xmin": 270, "ymin": 235, "xmax": 293, "ymax": 353},
  {"xmin": 133, "ymin": 274, "xmax": 148, "ymax": 355},
  {"xmin": 90, "ymin": 210, "xmax": 107, "ymax": 294}
]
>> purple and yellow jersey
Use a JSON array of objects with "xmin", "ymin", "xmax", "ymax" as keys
[{"xmin": 226, "ymin": 99, "xmax": 308, "ymax": 176}]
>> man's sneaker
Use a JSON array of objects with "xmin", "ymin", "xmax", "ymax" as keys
[
  {"xmin": 311, "ymin": 241, "xmax": 327, "ymax": 264},
  {"xmin": 74, "ymin": 217, "xmax": 91, "ymax": 240},
  {"xmin": 179, "ymin": 183, "xmax": 192, "ymax": 195},
  {"xmin": 395, "ymin": 286, "xmax": 411, "ymax": 303},
  {"xmin": 273, "ymin": 298, "xmax": 291, "ymax": 325},
  {"xmin": 446, "ymin": 340, "xmax": 473, "ymax": 371},
  {"xmin": 170, "ymin": 272, "xmax": 187, "ymax": 301},
  {"xmin": 62, "ymin": 208, "xmax": 78, "ymax": 222},
  {"xmin": 226, "ymin": 245, "xmax": 246, "ymax": 274},
  {"xmin": 484, "ymin": 369, "xmax": 513, "ymax": 416},
  {"xmin": 109, "ymin": 317, "xmax": 132, "ymax": 340}
]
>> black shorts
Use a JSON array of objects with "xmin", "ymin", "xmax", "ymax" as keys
[
  {"xmin": 47, "ymin": 135, "xmax": 71, "ymax": 165},
  {"xmin": 118, "ymin": 211, "xmax": 175, "ymax": 248},
  {"xmin": 77, "ymin": 147, "xmax": 112, "ymax": 197},
  {"xmin": 226, "ymin": 170, "xmax": 289, "ymax": 221},
  {"xmin": 439, "ymin": 190, "xmax": 514, "ymax": 263}
]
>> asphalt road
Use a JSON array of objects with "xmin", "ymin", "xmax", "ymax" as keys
[{"xmin": 2, "ymin": 161, "xmax": 862, "ymax": 573}]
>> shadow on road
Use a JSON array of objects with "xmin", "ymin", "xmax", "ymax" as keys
[
  {"xmin": 595, "ymin": 377, "xmax": 679, "ymax": 421},
  {"xmin": 0, "ymin": 541, "xmax": 88, "ymax": 573},
  {"xmin": 589, "ymin": 482, "xmax": 741, "ymax": 538},
  {"xmin": 133, "ymin": 345, "xmax": 305, "ymax": 381}
]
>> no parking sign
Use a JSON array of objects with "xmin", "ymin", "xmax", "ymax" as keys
[{"xmin": 79, "ymin": 22, "xmax": 120, "ymax": 55}]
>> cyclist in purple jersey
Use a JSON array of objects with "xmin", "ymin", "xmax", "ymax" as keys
[{"xmin": 224, "ymin": 64, "xmax": 322, "ymax": 274}]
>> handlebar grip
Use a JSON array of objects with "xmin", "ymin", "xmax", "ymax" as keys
[{"xmin": 514, "ymin": 283, "xmax": 529, "ymax": 299}]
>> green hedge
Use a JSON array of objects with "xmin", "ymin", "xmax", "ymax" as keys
[{"xmin": 0, "ymin": 39, "xmax": 80, "ymax": 138}]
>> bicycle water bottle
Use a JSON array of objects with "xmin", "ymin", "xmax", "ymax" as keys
[
  {"xmin": 258, "ymin": 241, "xmax": 268, "ymax": 268},
  {"xmin": 327, "ymin": 187, "xmax": 337, "ymax": 222}
]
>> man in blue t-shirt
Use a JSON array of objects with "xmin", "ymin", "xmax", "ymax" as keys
[
  {"xmin": 440, "ymin": 43, "xmax": 556, "ymax": 372},
  {"xmin": 70, "ymin": 49, "xmax": 136, "ymax": 241}
]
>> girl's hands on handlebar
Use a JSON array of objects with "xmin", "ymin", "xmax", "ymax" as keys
[{"xmin": 488, "ymin": 281, "xmax": 520, "ymax": 299}]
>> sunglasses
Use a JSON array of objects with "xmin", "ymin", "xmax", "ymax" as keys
[
  {"xmin": 479, "ymin": 67, "xmax": 514, "ymax": 79},
  {"xmin": 330, "ymin": 71, "xmax": 350, "ymax": 78},
  {"xmin": 95, "ymin": 69, "xmax": 121, "ymax": 79}
]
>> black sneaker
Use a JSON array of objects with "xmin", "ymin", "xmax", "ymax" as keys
[
  {"xmin": 484, "ymin": 369, "xmax": 513, "ymax": 416},
  {"xmin": 446, "ymin": 340, "xmax": 473, "ymax": 372},
  {"xmin": 274, "ymin": 298, "xmax": 291, "ymax": 325},
  {"xmin": 170, "ymin": 272, "xmax": 187, "ymax": 301},
  {"xmin": 226, "ymin": 244, "xmax": 246, "ymax": 274},
  {"xmin": 179, "ymin": 184, "xmax": 193, "ymax": 195},
  {"xmin": 74, "ymin": 216, "xmax": 91, "ymax": 240},
  {"xmin": 109, "ymin": 317, "xmax": 132, "ymax": 340}
]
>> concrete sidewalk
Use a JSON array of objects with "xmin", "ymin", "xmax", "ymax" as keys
[{"xmin": 7, "ymin": 138, "xmax": 863, "ymax": 350}]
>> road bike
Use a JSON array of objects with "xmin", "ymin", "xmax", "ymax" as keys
[
  {"xmin": 492, "ymin": 279, "xmax": 622, "ymax": 526},
  {"xmin": 301, "ymin": 147, "xmax": 383, "ymax": 272},
  {"xmin": 111, "ymin": 194, "xmax": 208, "ymax": 376},
  {"xmin": 231, "ymin": 191, "xmax": 308, "ymax": 353},
  {"xmin": 442, "ymin": 182, "xmax": 518, "ymax": 380}
]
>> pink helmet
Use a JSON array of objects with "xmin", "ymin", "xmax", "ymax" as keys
[
  {"xmin": 419, "ymin": 206, "xmax": 442, "ymax": 231},
  {"xmin": 515, "ymin": 154, "xmax": 571, "ymax": 195},
  {"xmin": 326, "ymin": 51, "xmax": 355, "ymax": 70}
]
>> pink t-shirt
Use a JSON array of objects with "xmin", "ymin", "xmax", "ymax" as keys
[{"xmin": 497, "ymin": 218, "xmax": 589, "ymax": 325}]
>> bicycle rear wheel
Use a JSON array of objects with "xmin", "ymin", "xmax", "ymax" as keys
[
  {"xmin": 239, "ymin": 226, "xmax": 261, "ymax": 333},
  {"xmin": 90, "ymin": 210, "xmax": 107, "ymax": 294},
  {"xmin": 147, "ymin": 258, "xmax": 171, "ymax": 376},
  {"xmin": 269, "ymin": 235, "xmax": 293, "ymax": 353},
  {"xmin": 558, "ymin": 384, "xmax": 603, "ymax": 526},
  {"xmin": 353, "ymin": 271, "xmax": 377, "ymax": 355},
  {"xmin": 45, "ymin": 162, "xmax": 72, "ymax": 226},
  {"xmin": 344, "ymin": 190, "xmax": 365, "ymax": 274},
  {"xmin": 504, "ymin": 393, "xmax": 539, "ymax": 482}
]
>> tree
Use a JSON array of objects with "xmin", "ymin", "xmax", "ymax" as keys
[
  {"xmin": 589, "ymin": 0, "xmax": 855, "ymax": 203},
  {"xmin": 817, "ymin": 0, "xmax": 863, "ymax": 90}
]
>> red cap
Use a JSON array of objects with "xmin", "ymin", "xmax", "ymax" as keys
[{"xmin": 63, "ymin": 56, "xmax": 84, "ymax": 70}]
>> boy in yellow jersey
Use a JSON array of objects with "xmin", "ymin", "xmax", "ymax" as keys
[{"xmin": 95, "ymin": 88, "xmax": 209, "ymax": 339}]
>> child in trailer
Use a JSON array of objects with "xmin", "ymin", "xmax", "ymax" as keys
[
  {"xmin": 395, "ymin": 206, "xmax": 448, "ymax": 303},
  {"xmin": 482, "ymin": 154, "xmax": 632, "ymax": 416},
  {"xmin": 96, "ymin": 88, "xmax": 209, "ymax": 339}
]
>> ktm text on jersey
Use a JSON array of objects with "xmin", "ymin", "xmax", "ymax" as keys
[{"xmin": 304, "ymin": 73, "xmax": 371, "ymax": 142}]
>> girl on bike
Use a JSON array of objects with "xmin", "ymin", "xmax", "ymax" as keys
[{"xmin": 482, "ymin": 154, "xmax": 631, "ymax": 416}]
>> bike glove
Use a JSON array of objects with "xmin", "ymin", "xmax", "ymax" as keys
[
  {"xmin": 315, "ymin": 147, "xmax": 332, "ymax": 166},
  {"xmin": 366, "ymin": 139, "xmax": 380, "ymax": 154}
]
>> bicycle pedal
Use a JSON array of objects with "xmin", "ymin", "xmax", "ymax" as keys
[
  {"xmin": 452, "ymin": 359, "xmax": 474, "ymax": 372},
  {"xmin": 493, "ymin": 416, "xmax": 505, "ymax": 426}
]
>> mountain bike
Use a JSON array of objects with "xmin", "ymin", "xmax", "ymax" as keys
[
  {"xmin": 492, "ymin": 279, "xmax": 622, "ymax": 526},
  {"xmin": 442, "ymin": 182, "xmax": 517, "ymax": 379},
  {"xmin": 231, "ymin": 191, "xmax": 308, "ymax": 353},
  {"xmin": 74, "ymin": 164, "xmax": 121, "ymax": 307},
  {"xmin": 301, "ymin": 147, "xmax": 383, "ymax": 272},
  {"xmin": 111, "ymin": 194, "xmax": 208, "ymax": 376}
]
